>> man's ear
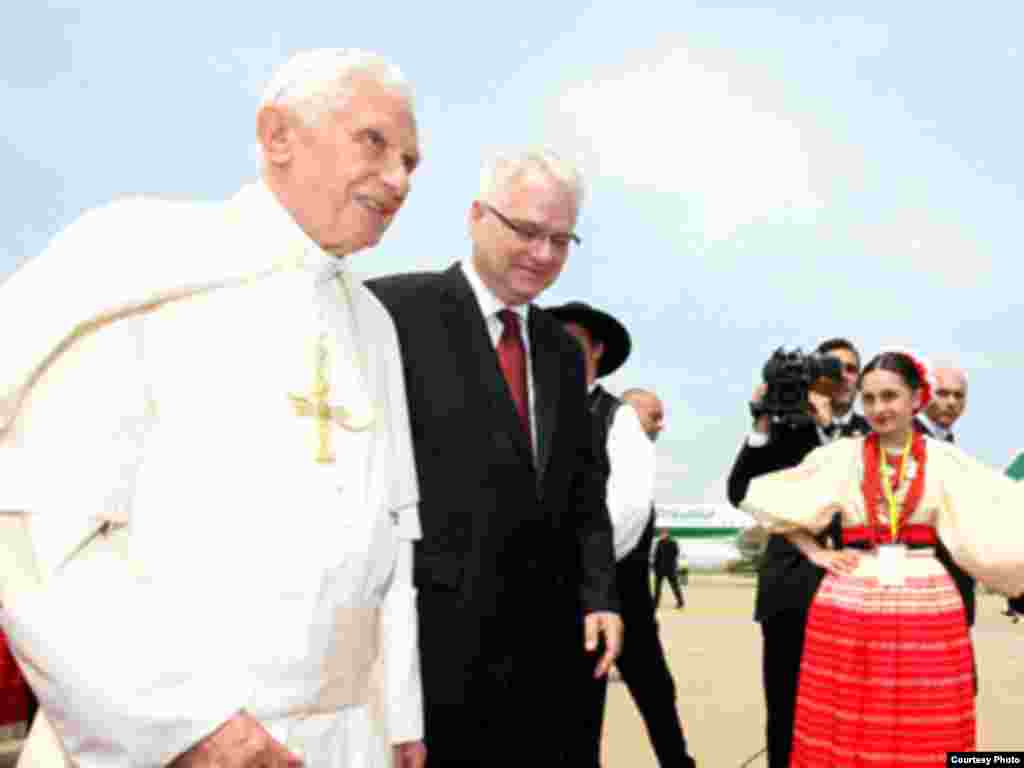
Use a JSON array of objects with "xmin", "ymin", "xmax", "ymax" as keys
[
  {"xmin": 256, "ymin": 105, "xmax": 294, "ymax": 167},
  {"xmin": 467, "ymin": 201, "xmax": 487, "ymax": 240},
  {"xmin": 593, "ymin": 341, "xmax": 605, "ymax": 363}
]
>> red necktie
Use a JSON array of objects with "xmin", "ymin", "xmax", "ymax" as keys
[{"xmin": 497, "ymin": 309, "xmax": 531, "ymax": 447}]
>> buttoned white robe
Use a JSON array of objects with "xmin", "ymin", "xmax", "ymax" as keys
[{"xmin": 0, "ymin": 181, "xmax": 422, "ymax": 766}]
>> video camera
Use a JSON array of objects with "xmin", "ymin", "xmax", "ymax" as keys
[{"xmin": 751, "ymin": 347, "xmax": 843, "ymax": 428}]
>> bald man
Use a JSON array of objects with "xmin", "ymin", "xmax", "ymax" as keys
[
  {"xmin": 916, "ymin": 364, "xmax": 968, "ymax": 443},
  {"xmin": 913, "ymin": 362, "xmax": 978, "ymax": 662},
  {"xmin": 611, "ymin": 388, "xmax": 697, "ymax": 768},
  {"xmin": 623, "ymin": 389, "xmax": 664, "ymax": 442}
]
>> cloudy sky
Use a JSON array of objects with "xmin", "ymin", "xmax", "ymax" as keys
[{"xmin": 3, "ymin": 2, "xmax": 1022, "ymax": 503}]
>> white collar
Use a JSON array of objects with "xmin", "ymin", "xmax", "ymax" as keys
[
  {"xmin": 241, "ymin": 179, "xmax": 348, "ymax": 285},
  {"xmin": 459, "ymin": 257, "xmax": 530, "ymax": 326},
  {"xmin": 919, "ymin": 414, "xmax": 952, "ymax": 440},
  {"xmin": 833, "ymin": 409, "xmax": 854, "ymax": 427}
]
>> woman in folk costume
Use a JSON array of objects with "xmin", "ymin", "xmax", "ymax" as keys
[{"xmin": 742, "ymin": 351, "xmax": 1024, "ymax": 767}]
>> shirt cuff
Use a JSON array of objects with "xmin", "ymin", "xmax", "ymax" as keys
[{"xmin": 746, "ymin": 430, "xmax": 770, "ymax": 447}]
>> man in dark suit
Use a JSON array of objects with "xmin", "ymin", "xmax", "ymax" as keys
[
  {"xmin": 912, "ymin": 363, "xmax": 977, "ymax": 628},
  {"xmin": 367, "ymin": 149, "xmax": 622, "ymax": 768},
  {"xmin": 653, "ymin": 531, "xmax": 685, "ymax": 610},
  {"xmin": 915, "ymin": 362, "xmax": 967, "ymax": 443},
  {"xmin": 727, "ymin": 337, "xmax": 868, "ymax": 768}
]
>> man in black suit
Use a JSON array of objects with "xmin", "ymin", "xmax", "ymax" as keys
[
  {"xmin": 727, "ymin": 337, "xmax": 868, "ymax": 768},
  {"xmin": 912, "ymin": 363, "xmax": 978, "ymax": 629},
  {"xmin": 367, "ymin": 149, "xmax": 622, "ymax": 768},
  {"xmin": 915, "ymin": 362, "xmax": 967, "ymax": 444},
  {"xmin": 653, "ymin": 531, "xmax": 685, "ymax": 610}
]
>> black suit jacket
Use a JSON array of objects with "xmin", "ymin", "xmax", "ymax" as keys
[
  {"xmin": 912, "ymin": 417, "xmax": 977, "ymax": 625},
  {"xmin": 653, "ymin": 537, "xmax": 680, "ymax": 576},
  {"xmin": 727, "ymin": 416, "xmax": 870, "ymax": 623},
  {"xmin": 367, "ymin": 265, "xmax": 616, "ymax": 761}
]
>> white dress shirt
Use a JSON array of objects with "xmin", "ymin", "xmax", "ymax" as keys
[
  {"xmin": 918, "ymin": 413, "xmax": 954, "ymax": 442},
  {"xmin": 595, "ymin": 387, "xmax": 657, "ymax": 560},
  {"xmin": 459, "ymin": 259, "xmax": 537, "ymax": 448},
  {"xmin": 814, "ymin": 406, "xmax": 859, "ymax": 445},
  {"xmin": 747, "ymin": 407, "xmax": 860, "ymax": 447}
]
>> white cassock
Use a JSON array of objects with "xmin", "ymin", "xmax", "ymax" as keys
[{"xmin": 0, "ymin": 180, "xmax": 422, "ymax": 766}]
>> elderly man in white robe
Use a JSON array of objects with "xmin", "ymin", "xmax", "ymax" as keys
[{"xmin": 0, "ymin": 49, "xmax": 425, "ymax": 768}]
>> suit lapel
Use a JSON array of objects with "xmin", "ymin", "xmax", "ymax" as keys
[
  {"xmin": 529, "ymin": 308, "xmax": 561, "ymax": 487},
  {"xmin": 440, "ymin": 265, "xmax": 533, "ymax": 467}
]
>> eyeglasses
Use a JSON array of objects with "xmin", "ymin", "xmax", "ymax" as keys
[{"xmin": 482, "ymin": 204, "xmax": 581, "ymax": 248}]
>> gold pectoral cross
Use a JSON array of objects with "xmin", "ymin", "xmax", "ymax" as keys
[{"xmin": 289, "ymin": 333, "xmax": 374, "ymax": 463}]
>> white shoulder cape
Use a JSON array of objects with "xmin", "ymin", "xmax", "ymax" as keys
[{"xmin": 741, "ymin": 435, "xmax": 1024, "ymax": 597}]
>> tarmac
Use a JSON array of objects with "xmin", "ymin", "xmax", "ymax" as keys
[
  {"xmin": 603, "ymin": 573, "xmax": 1024, "ymax": 767},
  {"xmin": 1, "ymin": 572, "xmax": 1021, "ymax": 767}
]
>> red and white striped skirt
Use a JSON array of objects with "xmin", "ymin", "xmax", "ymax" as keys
[{"xmin": 791, "ymin": 550, "xmax": 975, "ymax": 767}]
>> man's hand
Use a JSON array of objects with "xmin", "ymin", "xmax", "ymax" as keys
[
  {"xmin": 393, "ymin": 740, "xmax": 427, "ymax": 768},
  {"xmin": 170, "ymin": 711, "xmax": 303, "ymax": 768},
  {"xmin": 807, "ymin": 389, "xmax": 833, "ymax": 428},
  {"xmin": 750, "ymin": 384, "xmax": 771, "ymax": 434},
  {"xmin": 584, "ymin": 611, "xmax": 623, "ymax": 679}
]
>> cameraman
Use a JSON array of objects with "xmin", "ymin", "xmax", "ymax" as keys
[{"xmin": 726, "ymin": 337, "xmax": 868, "ymax": 768}]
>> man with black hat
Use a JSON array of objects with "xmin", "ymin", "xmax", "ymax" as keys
[{"xmin": 549, "ymin": 301, "xmax": 697, "ymax": 768}]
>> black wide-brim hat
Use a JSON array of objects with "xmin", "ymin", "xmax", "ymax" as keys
[{"xmin": 545, "ymin": 301, "xmax": 632, "ymax": 378}]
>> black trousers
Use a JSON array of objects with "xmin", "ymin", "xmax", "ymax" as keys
[
  {"xmin": 578, "ymin": 560, "xmax": 695, "ymax": 767},
  {"xmin": 760, "ymin": 611, "xmax": 809, "ymax": 768},
  {"xmin": 420, "ymin": 588, "xmax": 578, "ymax": 768},
  {"xmin": 654, "ymin": 570, "xmax": 684, "ymax": 608}
]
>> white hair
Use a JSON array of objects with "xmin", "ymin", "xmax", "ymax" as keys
[
  {"xmin": 260, "ymin": 48, "xmax": 412, "ymax": 126},
  {"xmin": 479, "ymin": 148, "xmax": 585, "ymax": 213}
]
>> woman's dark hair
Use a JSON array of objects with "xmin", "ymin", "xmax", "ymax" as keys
[{"xmin": 859, "ymin": 352, "xmax": 923, "ymax": 391}]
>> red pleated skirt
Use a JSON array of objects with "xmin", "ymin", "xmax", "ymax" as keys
[
  {"xmin": 0, "ymin": 629, "xmax": 29, "ymax": 726},
  {"xmin": 791, "ymin": 552, "xmax": 975, "ymax": 767}
]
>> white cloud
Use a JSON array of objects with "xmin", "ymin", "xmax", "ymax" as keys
[
  {"xmin": 821, "ymin": 207, "xmax": 994, "ymax": 288},
  {"xmin": 654, "ymin": 451, "xmax": 689, "ymax": 500},
  {"xmin": 548, "ymin": 45, "xmax": 837, "ymax": 242}
]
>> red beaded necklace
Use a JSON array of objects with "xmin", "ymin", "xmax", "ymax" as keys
[{"xmin": 860, "ymin": 430, "xmax": 927, "ymax": 545}]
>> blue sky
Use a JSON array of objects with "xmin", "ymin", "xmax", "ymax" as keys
[{"xmin": 3, "ymin": 2, "xmax": 1022, "ymax": 502}]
